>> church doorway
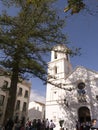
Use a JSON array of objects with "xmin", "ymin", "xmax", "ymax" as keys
[{"xmin": 78, "ymin": 107, "xmax": 91, "ymax": 123}]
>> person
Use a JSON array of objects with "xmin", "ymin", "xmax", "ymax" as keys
[
  {"xmin": 26, "ymin": 118, "xmax": 30, "ymax": 130},
  {"xmin": 5, "ymin": 117, "xmax": 14, "ymax": 130},
  {"xmin": 14, "ymin": 120, "xmax": 21, "ymax": 130},
  {"xmin": 49, "ymin": 120, "xmax": 56, "ymax": 130},
  {"xmin": 90, "ymin": 119, "xmax": 98, "ymax": 130},
  {"xmin": 76, "ymin": 121, "xmax": 80, "ymax": 130},
  {"xmin": 45, "ymin": 119, "xmax": 49, "ymax": 130},
  {"xmin": 32, "ymin": 119, "xmax": 37, "ymax": 130},
  {"xmin": 41, "ymin": 120, "xmax": 45, "ymax": 130},
  {"xmin": 85, "ymin": 122, "xmax": 90, "ymax": 130},
  {"xmin": 20, "ymin": 119, "xmax": 25, "ymax": 130},
  {"xmin": 36, "ymin": 119, "xmax": 42, "ymax": 130}
]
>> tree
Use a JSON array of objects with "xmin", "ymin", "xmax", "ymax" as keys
[
  {"xmin": 64, "ymin": 0, "xmax": 98, "ymax": 15},
  {"xmin": 0, "ymin": 0, "xmax": 69, "ymax": 124},
  {"xmin": 64, "ymin": 0, "xmax": 85, "ymax": 14}
]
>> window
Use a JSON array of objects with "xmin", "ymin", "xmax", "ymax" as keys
[
  {"xmin": 54, "ymin": 66, "xmax": 57, "ymax": 74},
  {"xmin": 2, "ymin": 81, "xmax": 8, "ymax": 90},
  {"xmin": 64, "ymin": 98, "xmax": 69, "ymax": 107},
  {"xmin": 66, "ymin": 54, "xmax": 69, "ymax": 61},
  {"xmin": 37, "ymin": 106, "xmax": 39, "ymax": 111},
  {"xmin": 22, "ymin": 102, "xmax": 27, "ymax": 112},
  {"xmin": 52, "ymin": 90, "xmax": 58, "ymax": 101},
  {"xmin": 16, "ymin": 100, "xmax": 20, "ymax": 110},
  {"xmin": 54, "ymin": 51, "xmax": 57, "ymax": 59},
  {"xmin": 78, "ymin": 82, "xmax": 85, "ymax": 89},
  {"xmin": 18, "ymin": 88, "xmax": 22, "ymax": 96},
  {"xmin": 0, "ymin": 95, "xmax": 5, "ymax": 106},
  {"xmin": 24, "ymin": 90, "xmax": 28, "ymax": 98},
  {"xmin": 77, "ymin": 82, "xmax": 86, "ymax": 103},
  {"xmin": 54, "ymin": 91, "xmax": 57, "ymax": 94}
]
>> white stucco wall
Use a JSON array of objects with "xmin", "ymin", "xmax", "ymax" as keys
[{"xmin": 46, "ymin": 45, "xmax": 98, "ymax": 130}]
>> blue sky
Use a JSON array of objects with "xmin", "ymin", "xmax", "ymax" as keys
[
  {"xmin": 66, "ymin": 12, "xmax": 98, "ymax": 69},
  {"xmin": 31, "ymin": 0, "xmax": 98, "ymax": 100},
  {"xmin": 0, "ymin": 0, "xmax": 98, "ymax": 102}
]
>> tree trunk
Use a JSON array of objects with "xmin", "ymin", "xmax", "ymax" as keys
[{"xmin": 3, "ymin": 67, "xmax": 19, "ymax": 125}]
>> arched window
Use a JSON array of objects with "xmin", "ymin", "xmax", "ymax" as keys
[
  {"xmin": 22, "ymin": 102, "xmax": 27, "ymax": 112},
  {"xmin": 2, "ymin": 80, "xmax": 8, "ymax": 90},
  {"xmin": 18, "ymin": 88, "xmax": 22, "ymax": 96},
  {"xmin": 16, "ymin": 100, "xmax": 20, "ymax": 110}
]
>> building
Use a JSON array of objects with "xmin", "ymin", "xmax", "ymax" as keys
[
  {"xmin": 0, "ymin": 70, "xmax": 31, "ymax": 126},
  {"xmin": 28, "ymin": 101, "xmax": 45, "ymax": 121},
  {"xmin": 46, "ymin": 44, "xmax": 98, "ymax": 130}
]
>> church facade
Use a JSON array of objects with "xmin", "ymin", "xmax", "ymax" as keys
[{"xmin": 46, "ymin": 44, "xmax": 98, "ymax": 130}]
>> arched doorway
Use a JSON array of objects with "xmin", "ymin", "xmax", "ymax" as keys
[{"xmin": 78, "ymin": 107, "xmax": 91, "ymax": 123}]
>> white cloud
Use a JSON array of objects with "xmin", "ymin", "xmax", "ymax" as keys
[{"xmin": 29, "ymin": 90, "xmax": 46, "ymax": 104}]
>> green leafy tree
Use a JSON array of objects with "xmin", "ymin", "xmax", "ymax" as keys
[{"xmin": 0, "ymin": 0, "xmax": 69, "ymax": 124}]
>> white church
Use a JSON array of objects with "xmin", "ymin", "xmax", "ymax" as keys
[{"xmin": 46, "ymin": 44, "xmax": 98, "ymax": 130}]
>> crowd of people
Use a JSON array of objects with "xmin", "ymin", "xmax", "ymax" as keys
[
  {"xmin": 3, "ymin": 117, "xmax": 98, "ymax": 130},
  {"xmin": 3, "ymin": 118, "xmax": 56, "ymax": 130}
]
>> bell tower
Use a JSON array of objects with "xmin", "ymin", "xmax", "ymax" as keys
[
  {"xmin": 48, "ymin": 44, "xmax": 72, "ymax": 80},
  {"xmin": 46, "ymin": 44, "xmax": 73, "ymax": 126}
]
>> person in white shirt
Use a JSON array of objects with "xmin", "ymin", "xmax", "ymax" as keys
[
  {"xmin": 45, "ymin": 119, "xmax": 49, "ymax": 130},
  {"xmin": 49, "ymin": 120, "xmax": 56, "ymax": 130}
]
